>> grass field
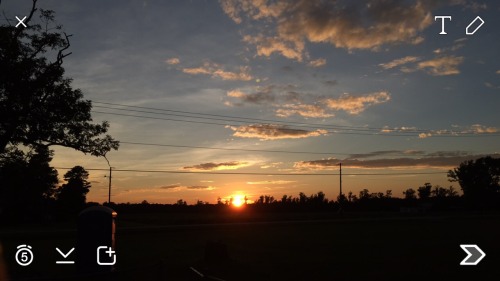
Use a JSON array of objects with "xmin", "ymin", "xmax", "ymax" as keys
[{"xmin": 1, "ymin": 211, "xmax": 499, "ymax": 281}]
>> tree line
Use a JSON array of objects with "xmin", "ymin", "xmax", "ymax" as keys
[{"xmin": 1, "ymin": 2, "xmax": 499, "ymax": 223}]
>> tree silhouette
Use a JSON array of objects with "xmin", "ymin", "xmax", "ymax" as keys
[
  {"xmin": 57, "ymin": 166, "xmax": 91, "ymax": 215},
  {"xmin": 0, "ymin": 146, "xmax": 58, "ymax": 221},
  {"xmin": 417, "ymin": 183, "xmax": 432, "ymax": 200},
  {"xmin": 403, "ymin": 188, "xmax": 416, "ymax": 200},
  {"xmin": 448, "ymin": 156, "xmax": 500, "ymax": 206},
  {"xmin": 359, "ymin": 189, "xmax": 371, "ymax": 200},
  {"xmin": 0, "ymin": 0, "xmax": 118, "ymax": 156}
]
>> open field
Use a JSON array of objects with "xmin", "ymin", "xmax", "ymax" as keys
[{"xmin": 1, "ymin": 212, "xmax": 499, "ymax": 281}]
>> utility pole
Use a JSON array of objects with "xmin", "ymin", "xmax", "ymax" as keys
[
  {"xmin": 338, "ymin": 162, "xmax": 342, "ymax": 198},
  {"xmin": 338, "ymin": 162, "xmax": 343, "ymax": 214},
  {"xmin": 107, "ymin": 167, "xmax": 113, "ymax": 204},
  {"xmin": 103, "ymin": 156, "xmax": 113, "ymax": 205}
]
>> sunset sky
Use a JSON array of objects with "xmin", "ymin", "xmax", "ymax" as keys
[{"xmin": 3, "ymin": 0, "xmax": 500, "ymax": 204}]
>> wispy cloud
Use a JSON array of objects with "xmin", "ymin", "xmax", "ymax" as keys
[
  {"xmin": 323, "ymin": 80, "xmax": 338, "ymax": 86},
  {"xmin": 160, "ymin": 184, "xmax": 181, "ymax": 189},
  {"xmin": 294, "ymin": 153, "xmax": 499, "ymax": 170},
  {"xmin": 379, "ymin": 56, "xmax": 420, "ymax": 69},
  {"xmin": 308, "ymin": 58, "xmax": 326, "ymax": 67},
  {"xmin": 275, "ymin": 104, "xmax": 334, "ymax": 118},
  {"xmin": 183, "ymin": 62, "xmax": 253, "ymax": 81},
  {"xmin": 186, "ymin": 185, "xmax": 215, "ymax": 190},
  {"xmin": 183, "ymin": 161, "xmax": 250, "ymax": 171},
  {"xmin": 433, "ymin": 38, "xmax": 467, "ymax": 54},
  {"xmin": 226, "ymin": 124, "xmax": 328, "ymax": 140},
  {"xmin": 165, "ymin": 57, "xmax": 180, "ymax": 65},
  {"xmin": 160, "ymin": 184, "xmax": 215, "ymax": 190},
  {"xmin": 225, "ymin": 86, "xmax": 391, "ymax": 118},
  {"xmin": 260, "ymin": 162, "xmax": 283, "ymax": 169},
  {"xmin": 417, "ymin": 56, "xmax": 464, "ymax": 76},
  {"xmin": 416, "ymin": 124, "xmax": 499, "ymax": 138},
  {"xmin": 247, "ymin": 180, "xmax": 296, "ymax": 185},
  {"xmin": 243, "ymin": 34, "xmax": 304, "ymax": 61},
  {"xmin": 380, "ymin": 124, "xmax": 500, "ymax": 138},
  {"xmin": 226, "ymin": 88, "xmax": 275, "ymax": 105},
  {"xmin": 347, "ymin": 150, "xmax": 425, "ymax": 159},
  {"xmin": 485, "ymin": 82, "xmax": 500, "ymax": 90},
  {"xmin": 323, "ymin": 92, "xmax": 390, "ymax": 114}
]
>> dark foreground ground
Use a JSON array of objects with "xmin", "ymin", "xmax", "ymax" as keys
[{"xmin": 1, "ymin": 211, "xmax": 499, "ymax": 281}]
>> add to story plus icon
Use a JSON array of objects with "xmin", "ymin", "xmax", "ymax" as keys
[
  {"xmin": 97, "ymin": 246, "xmax": 116, "ymax": 265},
  {"xmin": 434, "ymin": 15, "xmax": 484, "ymax": 35}
]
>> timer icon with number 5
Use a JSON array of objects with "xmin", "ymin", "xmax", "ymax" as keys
[{"xmin": 15, "ymin": 245, "xmax": 34, "ymax": 266}]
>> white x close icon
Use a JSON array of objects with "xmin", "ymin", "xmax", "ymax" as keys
[{"xmin": 15, "ymin": 16, "xmax": 27, "ymax": 28}]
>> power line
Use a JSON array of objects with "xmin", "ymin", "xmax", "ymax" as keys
[
  {"xmin": 91, "ymin": 111, "xmax": 419, "ymax": 137},
  {"xmin": 53, "ymin": 167, "xmax": 447, "ymax": 176},
  {"xmin": 92, "ymin": 110, "xmax": 500, "ymax": 138},
  {"xmin": 120, "ymin": 141, "xmax": 346, "ymax": 155},
  {"xmin": 119, "ymin": 141, "xmax": 490, "ymax": 158},
  {"xmin": 92, "ymin": 101, "xmax": 388, "ymax": 132},
  {"xmin": 93, "ymin": 103, "xmax": 387, "ymax": 133},
  {"xmin": 92, "ymin": 101, "xmax": 500, "ymax": 138}
]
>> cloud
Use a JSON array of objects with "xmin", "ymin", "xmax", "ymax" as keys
[
  {"xmin": 379, "ymin": 56, "xmax": 420, "ymax": 69},
  {"xmin": 380, "ymin": 124, "xmax": 499, "ymax": 138},
  {"xmin": 417, "ymin": 56, "xmax": 464, "ymax": 76},
  {"xmin": 186, "ymin": 185, "xmax": 215, "ymax": 190},
  {"xmin": 221, "ymin": 0, "xmax": 438, "ymax": 61},
  {"xmin": 323, "ymin": 80, "xmax": 338, "ymax": 86},
  {"xmin": 247, "ymin": 180, "xmax": 296, "ymax": 185},
  {"xmin": 165, "ymin": 57, "xmax": 180, "ymax": 65},
  {"xmin": 380, "ymin": 126, "xmax": 418, "ymax": 133},
  {"xmin": 183, "ymin": 161, "xmax": 250, "ymax": 171},
  {"xmin": 323, "ymin": 91, "xmax": 390, "ymax": 114},
  {"xmin": 243, "ymin": 34, "xmax": 304, "ymax": 61},
  {"xmin": 463, "ymin": 2, "xmax": 487, "ymax": 12},
  {"xmin": 496, "ymin": 70, "xmax": 500, "ymax": 75},
  {"xmin": 159, "ymin": 184, "xmax": 215, "ymax": 190},
  {"xmin": 227, "ymin": 124, "xmax": 328, "ymax": 140},
  {"xmin": 226, "ymin": 88, "xmax": 275, "ymax": 105},
  {"xmin": 160, "ymin": 184, "xmax": 181, "ymax": 189},
  {"xmin": 260, "ymin": 162, "xmax": 283, "ymax": 169},
  {"xmin": 485, "ymin": 82, "xmax": 500, "ymax": 89},
  {"xmin": 183, "ymin": 62, "xmax": 253, "ymax": 81},
  {"xmin": 433, "ymin": 38, "xmax": 466, "ymax": 54},
  {"xmin": 183, "ymin": 66, "xmax": 211, "ymax": 75},
  {"xmin": 418, "ymin": 133, "xmax": 432, "ymax": 138},
  {"xmin": 275, "ymin": 104, "xmax": 334, "ymax": 118},
  {"xmin": 219, "ymin": 0, "xmax": 286, "ymax": 23},
  {"xmin": 347, "ymin": 150, "xmax": 425, "ymax": 159},
  {"xmin": 466, "ymin": 124, "xmax": 499, "ymax": 134},
  {"xmin": 225, "ymin": 85, "xmax": 390, "ymax": 118},
  {"xmin": 294, "ymin": 154, "xmax": 500, "ymax": 170},
  {"xmin": 219, "ymin": 0, "xmax": 243, "ymax": 24},
  {"xmin": 309, "ymin": 58, "xmax": 326, "ymax": 67}
]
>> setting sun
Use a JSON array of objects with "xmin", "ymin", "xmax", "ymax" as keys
[{"xmin": 231, "ymin": 195, "xmax": 245, "ymax": 207}]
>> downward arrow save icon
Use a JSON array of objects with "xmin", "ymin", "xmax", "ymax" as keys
[
  {"xmin": 460, "ymin": 245, "xmax": 486, "ymax": 265},
  {"xmin": 56, "ymin": 247, "xmax": 75, "ymax": 264}
]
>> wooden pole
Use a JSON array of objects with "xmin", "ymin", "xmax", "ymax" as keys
[{"xmin": 108, "ymin": 167, "xmax": 112, "ymax": 204}]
